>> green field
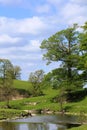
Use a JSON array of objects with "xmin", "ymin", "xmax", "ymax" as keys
[
  {"xmin": 0, "ymin": 80, "xmax": 87, "ymax": 113},
  {"xmin": 13, "ymin": 80, "xmax": 32, "ymax": 90},
  {"xmin": 0, "ymin": 80, "xmax": 87, "ymax": 130},
  {"xmin": 11, "ymin": 80, "xmax": 87, "ymax": 113}
]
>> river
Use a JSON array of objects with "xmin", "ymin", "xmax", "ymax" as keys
[{"xmin": 0, "ymin": 114, "xmax": 80, "ymax": 130}]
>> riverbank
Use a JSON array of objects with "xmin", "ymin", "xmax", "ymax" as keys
[
  {"xmin": 0, "ymin": 80, "xmax": 87, "ymax": 129},
  {"xmin": 0, "ymin": 109, "xmax": 30, "ymax": 121},
  {"xmin": 0, "ymin": 108, "xmax": 87, "ymax": 124},
  {"xmin": 69, "ymin": 124, "xmax": 87, "ymax": 130},
  {"xmin": 0, "ymin": 108, "xmax": 87, "ymax": 130}
]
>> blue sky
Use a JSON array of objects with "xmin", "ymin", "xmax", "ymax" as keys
[{"xmin": 0, "ymin": 0, "xmax": 87, "ymax": 80}]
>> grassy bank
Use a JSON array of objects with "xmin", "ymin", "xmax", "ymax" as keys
[
  {"xmin": 0, "ymin": 80, "xmax": 87, "ymax": 125},
  {"xmin": 0, "ymin": 109, "xmax": 28, "ymax": 120},
  {"xmin": 69, "ymin": 124, "xmax": 87, "ymax": 130}
]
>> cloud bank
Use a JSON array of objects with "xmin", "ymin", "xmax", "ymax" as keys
[{"xmin": 0, "ymin": 0, "xmax": 87, "ymax": 80}]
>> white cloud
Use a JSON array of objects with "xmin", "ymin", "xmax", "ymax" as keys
[
  {"xmin": 61, "ymin": 1, "xmax": 87, "ymax": 25},
  {"xmin": 0, "ymin": 48, "xmax": 40, "ymax": 63},
  {"xmin": 70, "ymin": 0, "xmax": 87, "ymax": 5},
  {"xmin": 0, "ymin": 0, "xmax": 87, "ymax": 80},
  {"xmin": 47, "ymin": 0, "xmax": 64, "ymax": 5},
  {"xmin": 0, "ymin": 0, "xmax": 23, "ymax": 5},
  {"xmin": 17, "ymin": 17, "xmax": 46, "ymax": 34},
  {"xmin": 20, "ymin": 40, "xmax": 41, "ymax": 52},
  {"xmin": 0, "ymin": 39, "xmax": 41, "ymax": 62},
  {"xmin": 36, "ymin": 4, "xmax": 50, "ymax": 13},
  {"xmin": 0, "ymin": 38, "xmax": 42, "ymax": 66},
  {"xmin": 0, "ymin": 34, "xmax": 22, "ymax": 44},
  {"xmin": 0, "ymin": 16, "xmax": 46, "ymax": 35},
  {"xmin": 13, "ymin": 54, "xmax": 41, "ymax": 60},
  {"xmin": 0, "ymin": 53, "xmax": 42, "ymax": 61},
  {"xmin": 62, "ymin": 4, "xmax": 81, "ymax": 17},
  {"xmin": 0, "ymin": 48, "xmax": 10, "ymax": 54}
]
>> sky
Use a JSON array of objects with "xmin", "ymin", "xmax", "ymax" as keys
[{"xmin": 0, "ymin": 0, "xmax": 87, "ymax": 80}]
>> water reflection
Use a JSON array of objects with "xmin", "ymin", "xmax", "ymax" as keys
[
  {"xmin": 0, "ymin": 114, "xmax": 78, "ymax": 130},
  {"xmin": 0, "ymin": 122, "xmax": 17, "ymax": 130},
  {"xmin": 0, "ymin": 122, "xmax": 66, "ymax": 130}
]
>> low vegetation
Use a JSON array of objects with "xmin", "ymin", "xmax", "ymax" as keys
[
  {"xmin": 69, "ymin": 124, "xmax": 87, "ymax": 130},
  {"xmin": 0, "ymin": 80, "xmax": 87, "ymax": 123},
  {"xmin": 0, "ymin": 109, "xmax": 27, "ymax": 120}
]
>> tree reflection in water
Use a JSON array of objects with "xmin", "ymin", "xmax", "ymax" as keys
[
  {"xmin": 0, "ymin": 122, "xmax": 66, "ymax": 130},
  {"xmin": 0, "ymin": 122, "xmax": 17, "ymax": 130}
]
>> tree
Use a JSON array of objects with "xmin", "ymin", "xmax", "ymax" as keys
[
  {"xmin": 13, "ymin": 65, "xmax": 21, "ymax": 80},
  {"xmin": 79, "ymin": 22, "xmax": 87, "ymax": 83},
  {"xmin": 40, "ymin": 24, "xmax": 86, "ymax": 112},
  {"xmin": 28, "ymin": 70, "xmax": 44, "ymax": 96},
  {"xmin": 0, "ymin": 59, "xmax": 14, "ymax": 108},
  {"xmin": 40, "ymin": 24, "xmax": 82, "ymax": 91}
]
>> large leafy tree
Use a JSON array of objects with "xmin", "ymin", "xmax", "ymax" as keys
[
  {"xmin": 40, "ymin": 24, "xmax": 82, "ymax": 91},
  {"xmin": 0, "ymin": 59, "xmax": 14, "ymax": 107}
]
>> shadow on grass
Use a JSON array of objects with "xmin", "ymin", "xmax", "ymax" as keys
[
  {"xmin": 51, "ymin": 88, "xmax": 87, "ymax": 103},
  {"xmin": 64, "ymin": 106, "xmax": 73, "ymax": 112},
  {"xmin": 16, "ymin": 88, "xmax": 30, "ymax": 97},
  {"xmin": 66, "ymin": 88, "xmax": 87, "ymax": 102},
  {"xmin": 67, "ymin": 124, "xmax": 81, "ymax": 129}
]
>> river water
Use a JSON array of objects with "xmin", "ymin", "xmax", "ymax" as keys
[{"xmin": 0, "ymin": 115, "xmax": 79, "ymax": 130}]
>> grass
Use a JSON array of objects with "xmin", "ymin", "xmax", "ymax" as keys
[
  {"xmin": 64, "ymin": 97, "xmax": 87, "ymax": 113},
  {"xmin": 0, "ymin": 80, "xmax": 87, "ymax": 124},
  {"xmin": 13, "ymin": 80, "xmax": 32, "ymax": 90},
  {"xmin": 0, "ymin": 87, "xmax": 60, "ymax": 111},
  {"xmin": 0, "ymin": 109, "xmax": 27, "ymax": 120},
  {"xmin": 69, "ymin": 124, "xmax": 87, "ymax": 130}
]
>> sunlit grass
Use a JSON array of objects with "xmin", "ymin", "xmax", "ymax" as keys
[
  {"xmin": 0, "ymin": 80, "xmax": 87, "ymax": 119},
  {"xmin": 64, "ymin": 97, "xmax": 87, "ymax": 113},
  {"xmin": 13, "ymin": 80, "xmax": 32, "ymax": 90}
]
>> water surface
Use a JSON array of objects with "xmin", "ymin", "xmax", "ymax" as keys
[{"xmin": 0, "ymin": 114, "xmax": 79, "ymax": 130}]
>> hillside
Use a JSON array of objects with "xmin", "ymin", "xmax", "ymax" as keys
[
  {"xmin": 0, "ymin": 80, "xmax": 87, "ymax": 113},
  {"xmin": 0, "ymin": 80, "xmax": 87, "ymax": 126}
]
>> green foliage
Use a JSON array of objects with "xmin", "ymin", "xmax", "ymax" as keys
[
  {"xmin": 40, "ymin": 24, "xmax": 83, "ymax": 93},
  {"xmin": 40, "ymin": 24, "xmax": 79, "ymax": 65},
  {"xmin": 79, "ymin": 22, "xmax": 87, "ymax": 85},
  {"xmin": 0, "ymin": 59, "xmax": 14, "ymax": 107},
  {"xmin": 0, "ymin": 109, "xmax": 27, "ymax": 120},
  {"xmin": 12, "ymin": 65, "xmax": 21, "ymax": 80},
  {"xmin": 40, "ymin": 22, "xmax": 87, "ymax": 113},
  {"xmin": 28, "ymin": 70, "xmax": 45, "ymax": 96}
]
